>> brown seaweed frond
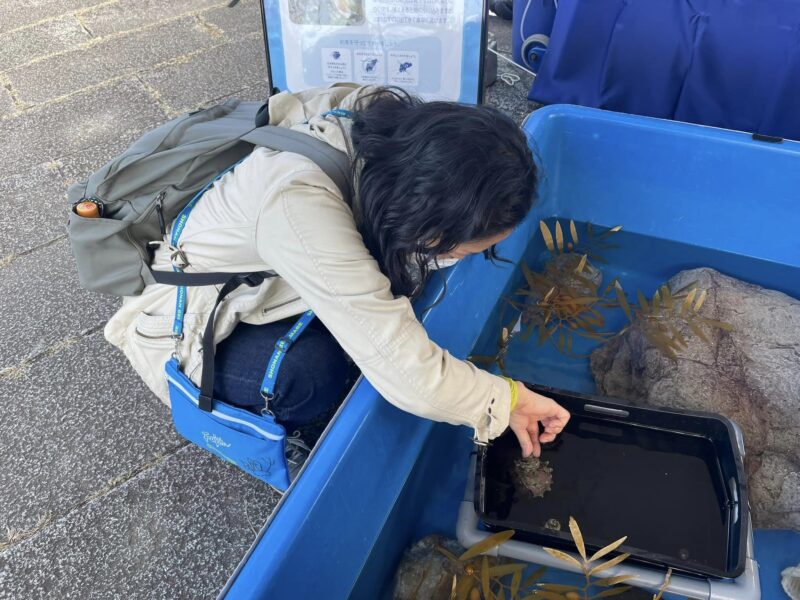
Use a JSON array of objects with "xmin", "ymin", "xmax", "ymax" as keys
[
  {"xmin": 540, "ymin": 517, "xmax": 633, "ymax": 599},
  {"xmin": 433, "ymin": 530, "xmax": 535, "ymax": 600},
  {"xmin": 612, "ymin": 280, "xmax": 733, "ymax": 360},
  {"xmin": 468, "ymin": 324, "xmax": 515, "ymax": 376},
  {"xmin": 539, "ymin": 219, "xmax": 622, "ymax": 261},
  {"xmin": 512, "ymin": 219, "xmax": 623, "ymax": 357}
]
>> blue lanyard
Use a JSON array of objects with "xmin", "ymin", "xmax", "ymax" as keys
[
  {"xmin": 323, "ymin": 108, "xmax": 354, "ymax": 119},
  {"xmin": 260, "ymin": 310, "xmax": 316, "ymax": 401},
  {"xmin": 171, "ymin": 159, "xmax": 244, "ymax": 338},
  {"xmin": 168, "ymin": 158, "xmax": 317, "ymax": 413}
]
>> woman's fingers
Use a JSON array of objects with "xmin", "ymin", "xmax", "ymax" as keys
[
  {"xmin": 528, "ymin": 424, "xmax": 541, "ymax": 457},
  {"xmin": 543, "ymin": 408, "xmax": 570, "ymax": 431},
  {"xmin": 539, "ymin": 431, "xmax": 556, "ymax": 444},
  {"xmin": 509, "ymin": 387, "xmax": 571, "ymax": 456},
  {"xmin": 510, "ymin": 422, "xmax": 533, "ymax": 458}
]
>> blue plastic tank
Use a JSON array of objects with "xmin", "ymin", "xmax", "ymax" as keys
[{"xmin": 220, "ymin": 105, "xmax": 800, "ymax": 599}]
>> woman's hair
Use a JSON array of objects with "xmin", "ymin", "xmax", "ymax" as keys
[{"xmin": 350, "ymin": 87, "xmax": 538, "ymax": 297}]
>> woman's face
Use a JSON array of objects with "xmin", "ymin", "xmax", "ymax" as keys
[{"xmin": 438, "ymin": 229, "xmax": 513, "ymax": 261}]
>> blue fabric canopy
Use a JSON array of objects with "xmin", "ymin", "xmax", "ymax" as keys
[{"xmin": 530, "ymin": 0, "xmax": 800, "ymax": 141}]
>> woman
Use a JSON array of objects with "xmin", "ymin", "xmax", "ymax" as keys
[{"xmin": 105, "ymin": 84, "xmax": 569, "ymax": 469}]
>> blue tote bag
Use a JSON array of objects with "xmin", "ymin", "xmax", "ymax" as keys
[{"xmin": 166, "ymin": 357, "xmax": 292, "ymax": 488}]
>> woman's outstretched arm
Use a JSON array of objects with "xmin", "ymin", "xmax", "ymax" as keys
[{"xmin": 257, "ymin": 168, "xmax": 513, "ymax": 443}]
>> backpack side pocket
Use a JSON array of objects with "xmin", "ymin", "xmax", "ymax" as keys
[{"xmin": 67, "ymin": 212, "xmax": 146, "ymax": 296}]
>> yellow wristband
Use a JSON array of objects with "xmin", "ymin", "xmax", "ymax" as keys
[{"xmin": 504, "ymin": 377, "xmax": 519, "ymax": 411}]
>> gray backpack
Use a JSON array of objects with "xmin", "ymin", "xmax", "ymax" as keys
[{"xmin": 67, "ymin": 98, "xmax": 352, "ymax": 296}]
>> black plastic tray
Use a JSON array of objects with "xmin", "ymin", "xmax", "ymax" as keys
[{"xmin": 475, "ymin": 385, "xmax": 749, "ymax": 579}]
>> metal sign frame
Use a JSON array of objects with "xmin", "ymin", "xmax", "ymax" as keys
[{"xmin": 258, "ymin": 0, "xmax": 489, "ymax": 104}]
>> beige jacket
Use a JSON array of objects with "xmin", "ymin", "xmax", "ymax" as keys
[{"xmin": 104, "ymin": 84, "xmax": 512, "ymax": 443}]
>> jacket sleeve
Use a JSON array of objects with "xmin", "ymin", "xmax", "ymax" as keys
[{"xmin": 255, "ymin": 169, "xmax": 512, "ymax": 442}]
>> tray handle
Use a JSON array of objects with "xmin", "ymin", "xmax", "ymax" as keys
[{"xmin": 583, "ymin": 403, "xmax": 630, "ymax": 418}]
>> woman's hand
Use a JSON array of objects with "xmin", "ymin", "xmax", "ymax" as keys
[{"xmin": 509, "ymin": 384, "xmax": 570, "ymax": 458}]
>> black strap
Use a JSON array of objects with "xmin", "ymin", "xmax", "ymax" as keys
[
  {"xmin": 149, "ymin": 267, "xmax": 276, "ymax": 287},
  {"xmin": 198, "ymin": 273, "xmax": 271, "ymax": 411}
]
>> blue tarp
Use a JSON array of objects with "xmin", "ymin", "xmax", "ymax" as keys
[{"xmin": 530, "ymin": 0, "xmax": 800, "ymax": 141}]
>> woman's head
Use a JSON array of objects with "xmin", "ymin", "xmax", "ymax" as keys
[{"xmin": 350, "ymin": 88, "xmax": 538, "ymax": 297}]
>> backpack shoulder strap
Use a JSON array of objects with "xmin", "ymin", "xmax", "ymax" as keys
[{"xmin": 241, "ymin": 126, "xmax": 353, "ymax": 203}]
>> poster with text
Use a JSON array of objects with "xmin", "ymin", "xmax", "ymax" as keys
[{"xmin": 262, "ymin": 0, "xmax": 486, "ymax": 103}]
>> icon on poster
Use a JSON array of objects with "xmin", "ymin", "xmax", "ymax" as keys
[
  {"xmin": 354, "ymin": 50, "xmax": 384, "ymax": 84},
  {"xmin": 322, "ymin": 47, "xmax": 352, "ymax": 82},
  {"xmin": 388, "ymin": 51, "xmax": 420, "ymax": 86}
]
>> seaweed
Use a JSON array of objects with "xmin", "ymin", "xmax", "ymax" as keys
[
  {"xmin": 612, "ymin": 280, "xmax": 733, "ymax": 360},
  {"xmin": 469, "ymin": 326, "xmax": 513, "ymax": 376},
  {"xmin": 431, "ymin": 518, "xmax": 674, "ymax": 600},
  {"xmin": 472, "ymin": 219, "xmax": 734, "ymax": 367},
  {"xmin": 499, "ymin": 220, "xmax": 621, "ymax": 360}
]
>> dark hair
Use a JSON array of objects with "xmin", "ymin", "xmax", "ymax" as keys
[{"xmin": 350, "ymin": 88, "xmax": 538, "ymax": 297}]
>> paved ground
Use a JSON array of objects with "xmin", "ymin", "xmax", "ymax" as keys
[{"xmin": 0, "ymin": 2, "xmax": 536, "ymax": 598}]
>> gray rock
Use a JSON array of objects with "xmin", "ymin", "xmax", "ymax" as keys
[
  {"xmin": 549, "ymin": 253, "xmax": 603, "ymax": 291},
  {"xmin": 392, "ymin": 535, "xmax": 467, "ymax": 600},
  {"xmin": 590, "ymin": 267, "xmax": 800, "ymax": 529}
]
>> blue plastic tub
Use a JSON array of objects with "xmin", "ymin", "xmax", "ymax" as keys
[{"xmin": 220, "ymin": 106, "xmax": 800, "ymax": 599}]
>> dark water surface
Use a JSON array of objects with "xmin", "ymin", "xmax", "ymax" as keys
[{"xmin": 481, "ymin": 413, "xmax": 731, "ymax": 572}]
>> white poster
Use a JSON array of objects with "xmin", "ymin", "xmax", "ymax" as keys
[{"xmin": 263, "ymin": 0, "xmax": 486, "ymax": 103}]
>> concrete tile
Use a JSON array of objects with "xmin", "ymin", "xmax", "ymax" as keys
[
  {"xmin": 0, "ymin": 164, "xmax": 69, "ymax": 256},
  {"xmin": 0, "ymin": 16, "xmax": 91, "ymax": 72},
  {"xmin": 0, "ymin": 0, "xmax": 99, "ymax": 35},
  {"xmin": 0, "ymin": 79, "xmax": 165, "ymax": 177},
  {"xmin": 201, "ymin": 0, "xmax": 264, "ymax": 38},
  {"xmin": 0, "ymin": 444, "xmax": 279, "ymax": 599},
  {"xmin": 0, "ymin": 333, "xmax": 183, "ymax": 534},
  {"xmin": 55, "ymin": 134, "xmax": 147, "ymax": 188},
  {"xmin": 81, "ymin": 0, "xmax": 227, "ymax": 37},
  {"xmin": 0, "ymin": 85, "xmax": 15, "ymax": 118},
  {"xmin": 216, "ymin": 80, "xmax": 271, "ymax": 106},
  {"xmin": 141, "ymin": 34, "xmax": 267, "ymax": 114},
  {"xmin": 7, "ymin": 17, "xmax": 216, "ymax": 105},
  {"xmin": 0, "ymin": 237, "xmax": 120, "ymax": 370}
]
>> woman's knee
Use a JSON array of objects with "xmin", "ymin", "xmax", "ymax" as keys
[
  {"xmin": 281, "ymin": 331, "xmax": 347, "ymax": 392},
  {"xmin": 269, "ymin": 328, "xmax": 349, "ymax": 424}
]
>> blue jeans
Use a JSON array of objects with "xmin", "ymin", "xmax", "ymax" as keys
[{"xmin": 213, "ymin": 317, "xmax": 349, "ymax": 433}]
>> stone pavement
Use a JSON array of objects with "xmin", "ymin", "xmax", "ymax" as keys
[{"xmin": 0, "ymin": 2, "xmax": 537, "ymax": 598}]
